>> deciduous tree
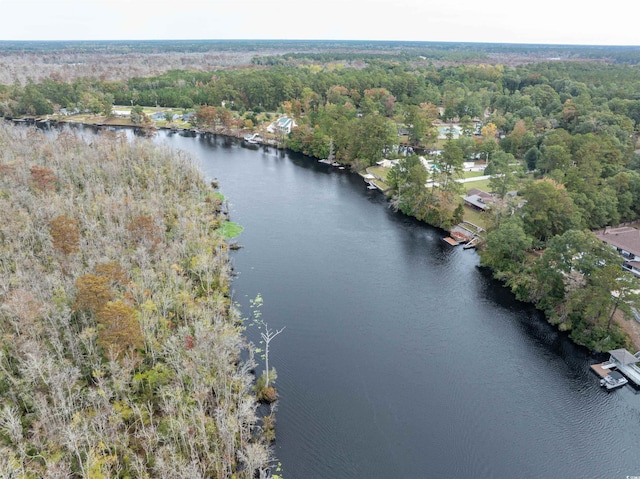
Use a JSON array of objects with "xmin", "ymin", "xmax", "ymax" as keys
[{"xmin": 49, "ymin": 215, "xmax": 80, "ymax": 256}]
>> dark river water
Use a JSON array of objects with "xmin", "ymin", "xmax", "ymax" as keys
[{"xmin": 51, "ymin": 126, "xmax": 640, "ymax": 478}]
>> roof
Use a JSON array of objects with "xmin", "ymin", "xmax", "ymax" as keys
[
  {"xmin": 466, "ymin": 188, "xmax": 493, "ymax": 199},
  {"xmin": 595, "ymin": 227, "xmax": 640, "ymax": 257},
  {"xmin": 376, "ymin": 159, "xmax": 399, "ymax": 168},
  {"xmin": 463, "ymin": 188, "xmax": 495, "ymax": 210},
  {"xmin": 277, "ymin": 117, "xmax": 293, "ymax": 127},
  {"xmin": 609, "ymin": 348, "xmax": 640, "ymax": 365},
  {"xmin": 464, "ymin": 194, "xmax": 490, "ymax": 210}
]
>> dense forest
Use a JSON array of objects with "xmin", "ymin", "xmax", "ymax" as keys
[
  {"xmin": 0, "ymin": 42, "xmax": 640, "ymax": 410},
  {"xmin": 0, "ymin": 123, "xmax": 274, "ymax": 477}
]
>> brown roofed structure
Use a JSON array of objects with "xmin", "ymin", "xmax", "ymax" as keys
[
  {"xmin": 463, "ymin": 188, "xmax": 495, "ymax": 211},
  {"xmin": 595, "ymin": 227, "xmax": 640, "ymax": 257}
]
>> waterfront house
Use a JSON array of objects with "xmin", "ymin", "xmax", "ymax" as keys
[
  {"xmin": 463, "ymin": 188, "xmax": 495, "ymax": 211},
  {"xmin": 595, "ymin": 226, "xmax": 640, "ymax": 277},
  {"xmin": 376, "ymin": 159, "xmax": 399, "ymax": 168},
  {"xmin": 267, "ymin": 116, "xmax": 297, "ymax": 135},
  {"xmin": 112, "ymin": 109, "xmax": 131, "ymax": 117}
]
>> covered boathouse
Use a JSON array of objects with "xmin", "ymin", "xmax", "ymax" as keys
[{"xmin": 605, "ymin": 349, "xmax": 640, "ymax": 387}]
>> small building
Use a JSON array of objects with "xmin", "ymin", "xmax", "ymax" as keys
[
  {"xmin": 595, "ymin": 226, "xmax": 640, "ymax": 278},
  {"xmin": 376, "ymin": 159, "xmax": 399, "ymax": 168},
  {"xmin": 112, "ymin": 109, "xmax": 131, "ymax": 117}
]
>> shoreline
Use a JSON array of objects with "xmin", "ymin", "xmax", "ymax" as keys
[{"xmin": 24, "ymin": 117, "xmax": 639, "ymax": 352}]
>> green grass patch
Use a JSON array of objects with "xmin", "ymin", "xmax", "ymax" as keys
[
  {"xmin": 461, "ymin": 204, "xmax": 490, "ymax": 231},
  {"xmin": 213, "ymin": 191, "xmax": 225, "ymax": 201},
  {"xmin": 462, "ymin": 178, "xmax": 492, "ymax": 192},
  {"xmin": 372, "ymin": 179, "xmax": 390, "ymax": 191},
  {"xmin": 462, "ymin": 170, "xmax": 485, "ymax": 179},
  {"xmin": 367, "ymin": 166, "xmax": 390, "ymax": 181},
  {"xmin": 217, "ymin": 221, "xmax": 244, "ymax": 239}
]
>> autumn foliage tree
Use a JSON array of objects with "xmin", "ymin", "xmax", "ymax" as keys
[
  {"xmin": 30, "ymin": 165, "xmax": 58, "ymax": 192},
  {"xmin": 49, "ymin": 215, "xmax": 80, "ymax": 256},
  {"xmin": 95, "ymin": 261, "xmax": 129, "ymax": 289},
  {"xmin": 74, "ymin": 274, "xmax": 113, "ymax": 314},
  {"xmin": 127, "ymin": 214, "xmax": 161, "ymax": 251},
  {"xmin": 96, "ymin": 300, "xmax": 143, "ymax": 360}
]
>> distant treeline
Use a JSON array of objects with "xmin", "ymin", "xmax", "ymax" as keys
[{"xmin": 2, "ymin": 39, "xmax": 640, "ymax": 63}]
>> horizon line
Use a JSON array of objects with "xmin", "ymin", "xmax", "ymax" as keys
[{"xmin": 0, "ymin": 38, "xmax": 638, "ymax": 48}]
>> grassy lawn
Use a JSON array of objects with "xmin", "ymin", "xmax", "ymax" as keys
[
  {"xmin": 461, "ymin": 204, "xmax": 490, "ymax": 230},
  {"xmin": 372, "ymin": 178, "xmax": 390, "ymax": 191},
  {"xmin": 367, "ymin": 166, "xmax": 390, "ymax": 181},
  {"xmin": 462, "ymin": 178, "xmax": 492, "ymax": 192},
  {"xmin": 462, "ymin": 170, "xmax": 485, "ymax": 179}
]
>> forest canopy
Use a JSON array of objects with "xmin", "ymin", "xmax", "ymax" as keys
[{"xmin": 0, "ymin": 123, "xmax": 272, "ymax": 477}]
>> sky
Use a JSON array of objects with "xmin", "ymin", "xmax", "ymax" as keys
[{"xmin": 1, "ymin": 0, "xmax": 639, "ymax": 46}]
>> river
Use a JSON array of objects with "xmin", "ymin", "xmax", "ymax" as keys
[{"xmin": 53, "ymin": 126, "xmax": 640, "ymax": 478}]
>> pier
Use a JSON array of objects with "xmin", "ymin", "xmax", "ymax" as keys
[
  {"xmin": 594, "ymin": 349, "xmax": 640, "ymax": 388},
  {"xmin": 607, "ymin": 349, "xmax": 640, "ymax": 386}
]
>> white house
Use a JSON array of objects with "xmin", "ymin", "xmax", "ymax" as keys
[
  {"xmin": 376, "ymin": 159, "xmax": 399, "ymax": 168},
  {"xmin": 267, "ymin": 117, "xmax": 297, "ymax": 135},
  {"xmin": 112, "ymin": 110, "xmax": 131, "ymax": 117}
]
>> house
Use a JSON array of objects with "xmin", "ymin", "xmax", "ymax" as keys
[
  {"xmin": 112, "ymin": 110, "xmax": 131, "ymax": 118},
  {"xmin": 267, "ymin": 116, "xmax": 297, "ymax": 135},
  {"xmin": 463, "ymin": 188, "xmax": 495, "ymax": 211},
  {"xmin": 376, "ymin": 159, "xmax": 399, "ymax": 168},
  {"xmin": 436, "ymin": 124, "xmax": 462, "ymax": 140},
  {"xmin": 595, "ymin": 226, "xmax": 640, "ymax": 277}
]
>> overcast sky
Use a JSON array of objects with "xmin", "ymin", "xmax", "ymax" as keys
[{"xmin": 1, "ymin": 0, "xmax": 639, "ymax": 46}]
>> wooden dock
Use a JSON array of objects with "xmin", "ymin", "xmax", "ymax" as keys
[
  {"xmin": 591, "ymin": 362, "xmax": 615, "ymax": 379},
  {"xmin": 442, "ymin": 237, "xmax": 460, "ymax": 246}
]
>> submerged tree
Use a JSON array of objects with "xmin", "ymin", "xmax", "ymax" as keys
[{"xmin": 250, "ymin": 294, "xmax": 284, "ymax": 402}]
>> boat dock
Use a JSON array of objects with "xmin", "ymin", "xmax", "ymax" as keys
[
  {"xmin": 590, "ymin": 361, "xmax": 615, "ymax": 379},
  {"xmin": 608, "ymin": 349, "xmax": 640, "ymax": 386},
  {"xmin": 593, "ymin": 349, "xmax": 640, "ymax": 388},
  {"xmin": 446, "ymin": 221, "xmax": 485, "ymax": 249}
]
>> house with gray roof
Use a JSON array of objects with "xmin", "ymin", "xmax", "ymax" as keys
[{"xmin": 463, "ymin": 188, "xmax": 495, "ymax": 211}]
